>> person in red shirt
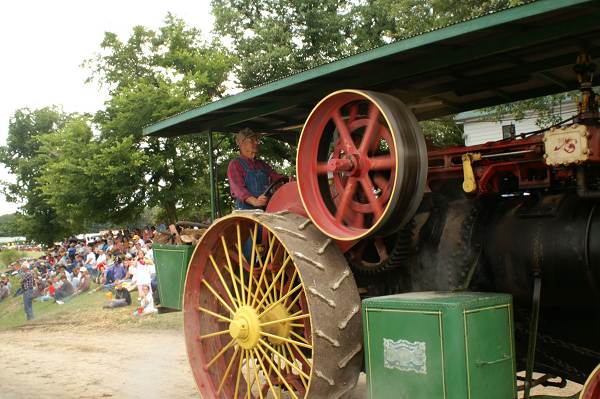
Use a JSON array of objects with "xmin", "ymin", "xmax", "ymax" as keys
[{"xmin": 227, "ymin": 128, "xmax": 286, "ymax": 210}]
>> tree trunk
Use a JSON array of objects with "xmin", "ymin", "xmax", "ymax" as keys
[{"xmin": 164, "ymin": 200, "xmax": 178, "ymax": 225}]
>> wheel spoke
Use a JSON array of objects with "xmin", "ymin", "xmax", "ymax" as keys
[
  {"xmin": 286, "ymin": 341, "xmax": 312, "ymax": 372},
  {"xmin": 217, "ymin": 345, "xmax": 241, "ymax": 394},
  {"xmin": 198, "ymin": 329, "xmax": 230, "ymax": 341},
  {"xmin": 205, "ymin": 339, "xmax": 235, "ymax": 369},
  {"xmin": 256, "ymin": 254, "xmax": 292, "ymax": 311},
  {"xmin": 348, "ymin": 103, "xmax": 359, "ymax": 123},
  {"xmin": 259, "ymin": 340, "xmax": 310, "ymax": 381},
  {"xmin": 209, "ymin": 254, "xmax": 239, "ymax": 310},
  {"xmin": 198, "ymin": 305, "xmax": 233, "ymax": 323},
  {"xmin": 252, "ymin": 352, "xmax": 265, "ymax": 399},
  {"xmin": 278, "ymin": 265, "xmax": 287, "ymax": 299},
  {"xmin": 260, "ymin": 331, "xmax": 313, "ymax": 350},
  {"xmin": 259, "ymin": 281, "xmax": 302, "ymax": 317},
  {"xmin": 256, "ymin": 343, "xmax": 299, "ymax": 399},
  {"xmin": 234, "ymin": 346, "xmax": 245, "ymax": 399},
  {"xmin": 316, "ymin": 162, "xmax": 329, "ymax": 175},
  {"xmin": 246, "ymin": 350, "xmax": 252, "ymax": 399},
  {"xmin": 373, "ymin": 237, "xmax": 389, "ymax": 260},
  {"xmin": 332, "ymin": 109, "xmax": 357, "ymax": 152},
  {"xmin": 358, "ymin": 103, "xmax": 381, "ymax": 154},
  {"xmin": 247, "ymin": 223, "xmax": 259, "ymax": 306},
  {"xmin": 282, "ymin": 268, "xmax": 297, "ymax": 306},
  {"xmin": 222, "ymin": 236, "xmax": 243, "ymax": 306},
  {"xmin": 259, "ymin": 313, "xmax": 310, "ymax": 327},
  {"xmin": 201, "ymin": 279, "xmax": 236, "ymax": 315},
  {"xmin": 251, "ymin": 234, "xmax": 276, "ymax": 308},
  {"xmin": 253, "ymin": 348, "xmax": 279, "ymax": 399},
  {"xmin": 290, "ymin": 330, "xmax": 310, "ymax": 345},
  {"xmin": 282, "ymin": 344, "xmax": 309, "ymax": 391},
  {"xmin": 369, "ymin": 155, "xmax": 395, "ymax": 170},
  {"xmin": 335, "ymin": 177, "xmax": 358, "ymax": 223},
  {"xmin": 286, "ymin": 291, "xmax": 304, "ymax": 312},
  {"xmin": 349, "ymin": 211, "xmax": 365, "ymax": 229},
  {"xmin": 359, "ymin": 176, "xmax": 384, "ymax": 219},
  {"xmin": 236, "ymin": 224, "xmax": 247, "ymax": 305},
  {"xmin": 372, "ymin": 173, "xmax": 390, "ymax": 192}
]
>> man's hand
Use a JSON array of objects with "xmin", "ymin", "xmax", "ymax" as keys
[
  {"xmin": 247, "ymin": 195, "xmax": 268, "ymax": 207},
  {"xmin": 256, "ymin": 195, "xmax": 268, "ymax": 207}
]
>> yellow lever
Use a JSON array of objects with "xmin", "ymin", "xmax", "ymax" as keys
[{"xmin": 462, "ymin": 153, "xmax": 482, "ymax": 193}]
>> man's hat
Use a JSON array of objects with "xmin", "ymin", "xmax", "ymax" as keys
[{"xmin": 235, "ymin": 128, "xmax": 260, "ymax": 145}]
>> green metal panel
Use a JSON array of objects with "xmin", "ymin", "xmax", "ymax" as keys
[
  {"xmin": 465, "ymin": 306, "xmax": 515, "ymax": 399},
  {"xmin": 365, "ymin": 309, "xmax": 446, "ymax": 399},
  {"xmin": 363, "ymin": 292, "xmax": 515, "ymax": 399},
  {"xmin": 153, "ymin": 244, "xmax": 194, "ymax": 310},
  {"xmin": 143, "ymin": 0, "xmax": 600, "ymax": 137}
]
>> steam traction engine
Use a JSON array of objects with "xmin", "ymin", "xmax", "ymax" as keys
[{"xmin": 182, "ymin": 61, "xmax": 600, "ymax": 397}]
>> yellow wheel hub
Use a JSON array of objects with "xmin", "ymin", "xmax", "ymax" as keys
[
  {"xmin": 260, "ymin": 302, "xmax": 293, "ymax": 345},
  {"xmin": 229, "ymin": 306, "xmax": 261, "ymax": 349}
]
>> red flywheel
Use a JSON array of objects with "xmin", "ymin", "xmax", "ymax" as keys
[
  {"xmin": 297, "ymin": 90, "xmax": 428, "ymax": 241},
  {"xmin": 582, "ymin": 364, "xmax": 600, "ymax": 399}
]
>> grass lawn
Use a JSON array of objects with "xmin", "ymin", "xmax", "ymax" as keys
[
  {"xmin": 0, "ymin": 250, "xmax": 45, "ymax": 271},
  {"xmin": 0, "ymin": 250, "xmax": 184, "ymax": 332},
  {"xmin": 0, "ymin": 277, "xmax": 183, "ymax": 332}
]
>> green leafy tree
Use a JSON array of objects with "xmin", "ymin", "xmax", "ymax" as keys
[
  {"xmin": 352, "ymin": 0, "xmax": 526, "ymax": 47},
  {"xmin": 212, "ymin": 0, "xmax": 546, "ymax": 148},
  {"xmin": 212, "ymin": 0, "xmax": 354, "ymax": 89},
  {"xmin": 0, "ymin": 107, "xmax": 72, "ymax": 244},
  {"xmin": 0, "ymin": 214, "xmax": 26, "ymax": 237},
  {"xmin": 85, "ymin": 14, "xmax": 234, "ymax": 223}
]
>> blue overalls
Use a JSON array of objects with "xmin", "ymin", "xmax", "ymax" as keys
[
  {"xmin": 235, "ymin": 157, "xmax": 270, "ymax": 210},
  {"xmin": 234, "ymin": 157, "xmax": 270, "ymax": 261}
]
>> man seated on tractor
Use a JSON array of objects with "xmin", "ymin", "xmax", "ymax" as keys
[{"xmin": 227, "ymin": 128, "xmax": 287, "ymax": 210}]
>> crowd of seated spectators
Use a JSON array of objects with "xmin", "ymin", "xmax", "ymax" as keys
[{"xmin": 4, "ymin": 226, "xmax": 160, "ymax": 315}]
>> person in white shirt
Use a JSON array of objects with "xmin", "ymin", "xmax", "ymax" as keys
[
  {"xmin": 84, "ymin": 247, "xmax": 96, "ymax": 274},
  {"xmin": 130, "ymin": 251, "xmax": 152, "ymax": 298},
  {"xmin": 133, "ymin": 284, "xmax": 157, "ymax": 316}
]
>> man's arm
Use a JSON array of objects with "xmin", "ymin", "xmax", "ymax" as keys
[
  {"xmin": 260, "ymin": 160, "xmax": 286, "ymax": 182},
  {"xmin": 227, "ymin": 159, "xmax": 267, "ymax": 207}
]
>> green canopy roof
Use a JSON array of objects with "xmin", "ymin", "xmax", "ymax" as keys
[{"xmin": 144, "ymin": 0, "xmax": 600, "ymax": 138}]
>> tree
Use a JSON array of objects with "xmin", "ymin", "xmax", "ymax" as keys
[
  {"xmin": 0, "ymin": 214, "xmax": 26, "ymax": 237},
  {"xmin": 85, "ymin": 14, "xmax": 234, "ymax": 223},
  {"xmin": 0, "ymin": 107, "xmax": 73, "ymax": 244},
  {"xmin": 212, "ymin": 0, "xmax": 542, "ymax": 148},
  {"xmin": 211, "ymin": 0, "xmax": 355, "ymax": 89}
]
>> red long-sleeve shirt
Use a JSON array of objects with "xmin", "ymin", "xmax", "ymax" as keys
[{"xmin": 227, "ymin": 156, "xmax": 285, "ymax": 202}]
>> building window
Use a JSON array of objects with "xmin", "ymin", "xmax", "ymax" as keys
[{"xmin": 502, "ymin": 123, "xmax": 516, "ymax": 139}]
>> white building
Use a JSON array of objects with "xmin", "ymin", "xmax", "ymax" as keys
[{"xmin": 456, "ymin": 101, "xmax": 578, "ymax": 146}]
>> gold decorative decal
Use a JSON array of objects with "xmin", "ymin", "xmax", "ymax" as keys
[{"xmin": 544, "ymin": 124, "xmax": 590, "ymax": 166}]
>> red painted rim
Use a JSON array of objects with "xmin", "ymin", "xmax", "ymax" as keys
[
  {"xmin": 297, "ymin": 91, "xmax": 397, "ymax": 240},
  {"xmin": 183, "ymin": 216, "xmax": 313, "ymax": 398},
  {"xmin": 582, "ymin": 364, "xmax": 600, "ymax": 399}
]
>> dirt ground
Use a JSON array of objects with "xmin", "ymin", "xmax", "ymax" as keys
[{"xmin": 0, "ymin": 326, "xmax": 581, "ymax": 399}]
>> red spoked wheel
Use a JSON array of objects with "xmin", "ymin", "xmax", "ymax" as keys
[
  {"xmin": 184, "ymin": 212, "xmax": 362, "ymax": 398},
  {"xmin": 297, "ymin": 90, "xmax": 427, "ymax": 241},
  {"xmin": 582, "ymin": 364, "xmax": 600, "ymax": 399}
]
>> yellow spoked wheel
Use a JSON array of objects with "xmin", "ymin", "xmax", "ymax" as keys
[{"xmin": 184, "ymin": 212, "xmax": 363, "ymax": 399}]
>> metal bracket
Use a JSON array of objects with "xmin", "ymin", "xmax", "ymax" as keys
[
  {"xmin": 461, "ymin": 152, "xmax": 482, "ymax": 193},
  {"xmin": 524, "ymin": 272, "xmax": 542, "ymax": 399}
]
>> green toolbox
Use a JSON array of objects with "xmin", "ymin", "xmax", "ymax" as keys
[
  {"xmin": 362, "ymin": 292, "xmax": 515, "ymax": 399},
  {"xmin": 153, "ymin": 244, "xmax": 194, "ymax": 310}
]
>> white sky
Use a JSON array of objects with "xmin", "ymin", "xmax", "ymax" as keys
[{"xmin": 0, "ymin": 0, "xmax": 215, "ymax": 216}]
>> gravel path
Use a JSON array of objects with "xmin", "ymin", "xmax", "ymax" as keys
[{"xmin": 0, "ymin": 326, "xmax": 581, "ymax": 398}]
